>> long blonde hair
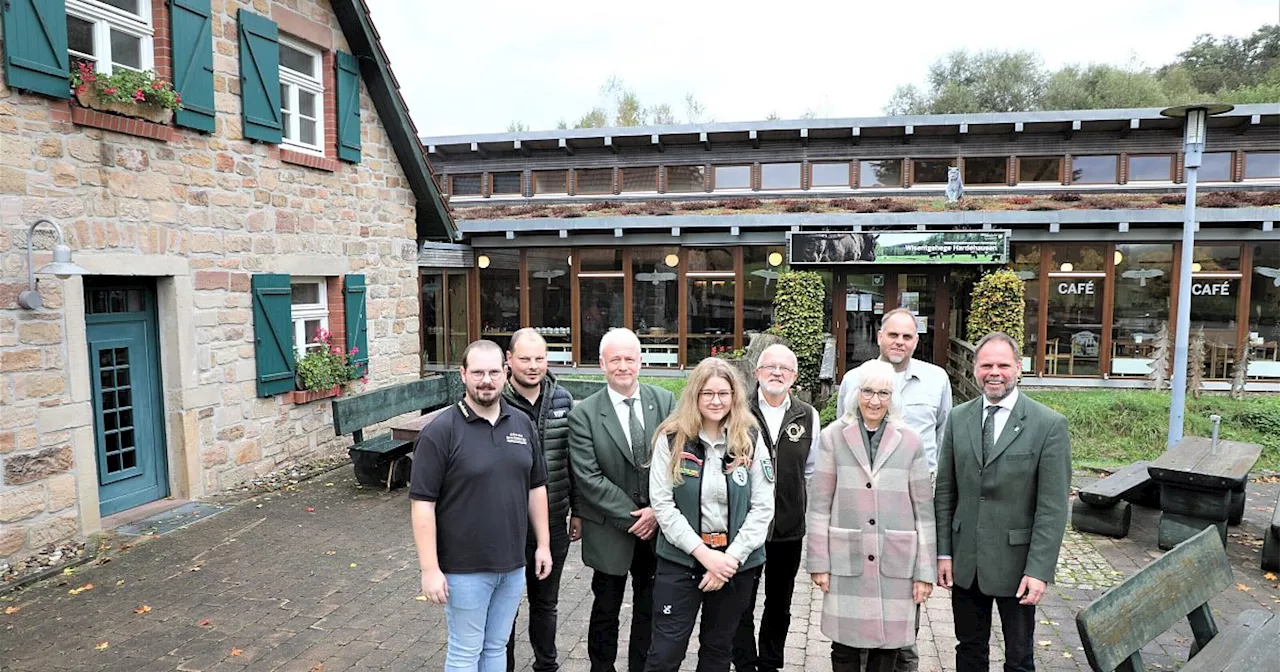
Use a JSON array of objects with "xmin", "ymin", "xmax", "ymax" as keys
[{"xmin": 655, "ymin": 357, "xmax": 758, "ymax": 484}]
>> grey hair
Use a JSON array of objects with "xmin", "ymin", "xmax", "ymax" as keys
[
  {"xmin": 758, "ymin": 343, "xmax": 798, "ymax": 369},
  {"xmin": 879, "ymin": 307, "xmax": 917, "ymax": 329},
  {"xmin": 598, "ymin": 327, "xmax": 640, "ymax": 358},
  {"xmin": 840, "ymin": 359, "xmax": 903, "ymax": 425},
  {"xmin": 974, "ymin": 332, "xmax": 1021, "ymax": 358}
]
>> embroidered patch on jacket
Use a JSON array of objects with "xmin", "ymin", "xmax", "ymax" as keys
[
  {"xmin": 506, "ymin": 433, "xmax": 529, "ymax": 445},
  {"xmin": 679, "ymin": 465, "xmax": 700, "ymax": 478},
  {"xmin": 731, "ymin": 465, "xmax": 749, "ymax": 486},
  {"xmin": 784, "ymin": 422, "xmax": 805, "ymax": 442},
  {"xmin": 760, "ymin": 455, "xmax": 775, "ymax": 483},
  {"xmin": 680, "ymin": 451, "xmax": 704, "ymax": 466},
  {"xmin": 552, "ymin": 410, "xmax": 566, "ymax": 418}
]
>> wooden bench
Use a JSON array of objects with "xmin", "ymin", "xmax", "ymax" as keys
[
  {"xmin": 1076, "ymin": 526, "xmax": 1279, "ymax": 671},
  {"xmin": 331, "ymin": 376, "xmax": 451, "ymax": 489},
  {"xmin": 1263, "ymin": 491, "xmax": 1280, "ymax": 572},
  {"xmin": 1071, "ymin": 461, "xmax": 1157, "ymax": 538}
]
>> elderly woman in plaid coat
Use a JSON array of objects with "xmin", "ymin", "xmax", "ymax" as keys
[{"xmin": 807, "ymin": 359, "xmax": 937, "ymax": 672}]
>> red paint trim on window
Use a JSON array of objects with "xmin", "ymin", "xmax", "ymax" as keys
[{"xmin": 280, "ymin": 148, "xmax": 339, "ymax": 172}]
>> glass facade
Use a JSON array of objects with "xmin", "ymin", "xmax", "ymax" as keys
[
  {"xmin": 760, "ymin": 163, "xmax": 802, "ymax": 190},
  {"xmin": 1128, "ymin": 155, "xmax": 1173, "ymax": 182},
  {"xmin": 963, "ymin": 157, "xmax": 1007, "ymax": 185},
  {"xmin": 1111, "ymin": 244, "xmax": 1172, "ymax": 377},
  {"xmin": 527, "ymin": 248, "xmax": 573, "ymax": 365},
  {"xmin": 1009, "ymin": 245, "xmax": 1040, "ymax": 373},
  {"xmin": 621, "ymin": 166, "xmax": 658, "ymax": 193},
  {"xmin": 666, "ymin": 166, "xmax": 706, "ymax": 192},
  {"xmin": 811, "ymin": 162, "xmax": 850, "ymax": 187},
  {"xmin": 1199, "ymin": 153, "xmax": 1233, "ymax": 182},
  {"xmin": 913, "ymin": 159, "xmax": 954, "ymax": 184},
  {"xmin": 1045, "ymin": 245, "xmax": 1107, "ymax": 376},
  {"xmin": 743, "ymin": 246, "xmax": 786, "ymax": 336},
  {"xmin": 714, "ymin": 165, "xmax": 751, "ymax": 190},
  {"xmin": 1018, "ymin": 157, "xmax": 1061, "ymax": 182},
  {"xmin": 859, "ymin": 160, "xmax": 902, "ymax": 188},
  {"xmin": 686, "ymin": 248, "xmax": 736, "ymax": 362},
  {"xmin": 478, "ymin": 249, "xmax": 521, "ymax": 352},
  {"xmin": 1071, "ymin": 155, "xmax": 1118, "ymax": 184},
  {"xmin": 632, "ymin": 247, "xmax": 680, "ymax": 368},
  {"xmin": 1189, "ymin": 245, "xmax": 1242, "ymax": 379},
  {"xmin": 578, "ymin": 249, "xmax": 624, "ymax": 364},
  {"xmin": 1248, "ymin": 242, "xmax": 1280, "ymax": 379}
]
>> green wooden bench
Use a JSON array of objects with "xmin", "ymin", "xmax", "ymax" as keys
[
  {"xmin": 1263, "ymin": 491, "xmax": 1280, "ymax": 572},
  {"xmin": 1071, "ymin": 461, "xmax": 1157, "ymax": 538},
  {"xmin": 1075, "ymin": 526, "xmax": 1279, "ymax": 671},
  {"xmin": 331, "ymin": 377, "xmax": 451, "ymax": 489}
]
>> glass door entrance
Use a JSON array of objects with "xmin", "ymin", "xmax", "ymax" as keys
[
  {"xmin": 843, "ymin": 273, "xmax": 885, "ymax": 372},
  {"xmin": 897, "ymin": 273, "xmax": 936, "ymax": 365}
]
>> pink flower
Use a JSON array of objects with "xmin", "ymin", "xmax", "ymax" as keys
[
  {"xmin": 330, "ymin": 345, "xmax": 342, "ymax": 355},
  {"xmin": 174, "ymin": 93, "xmax": 181, "ymax": 104},
  {"xmin": 151, "ymin": 81, "xmax": 162, "ymax": 89},
  {"xmin": 133, "ymin": 89, "xmax": 146, "ymax": 102},
  {"xmin": 360, "ymin": 376, "xmax": 369, "ymax": 385},
  {"xmin": 349, "ymin": 347, "xmax": 359, "ymax": 356},
  {"xmin": 77, "ymin": 85, "xmax": 87, "ymax": 95},
  {"xmin": 103, "ymin": 87, "xmax": 117, "ymax": 95}
]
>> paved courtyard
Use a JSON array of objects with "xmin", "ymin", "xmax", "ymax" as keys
[{"xmin": 1, "ymin": 466, "xmax": 1276, "ymax": 672}]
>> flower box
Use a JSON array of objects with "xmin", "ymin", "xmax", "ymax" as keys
[
  {"xmin": 75, "ymin": 87, "xmax": 173, "ymax": 125},
  {"xmin": 290, "ymin": 385, "xmax": 341, "ymax": 405}
]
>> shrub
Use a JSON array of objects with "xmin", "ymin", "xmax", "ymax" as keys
[
  {"xmin": 583, "ymin": 201, "xmax": 620, "ymax": 211},
  {"xmin": 1025, "ymin": 202, "xmax": 1063, "ymax": 211},
  {"xmin": 1007, "ymin": 196, "xmax": 1034, "ymax": 205},
  {"xmin": 1158, "ymin": 193, "xmax": 1186, "ymax": 205},
  {"xmin": 781, "ymin": 200, "xmax": 813, "ymax": 213},
  {"xmin": 1080, "ymin": 196, "xmax": 1129, "ymax": 210},
  {"xmin": 678, "ymin": 200, "xmax": 716, "ymax": 211},
  {"xmin": 1200, "ymin": 191, "xmax": 1244, "ymax": 208},
  {"xmin": 966, "ymin": 268, "xmax": 1025, "ymax": 348},
  {"xmin": 1051, "ymin": 192, "xmax": 1082, "ymax": 202},
  {"xmin": 1249, "ymin": 190, "xmax": 1280, "ymax": 206},
  {"xmin": 829, "ymin": 198, "xmax": 861, "ymax": 211},
  {"xmin": 724, "ymin": 198, "xmax": 763, "ymax": 210},
  {"xmin": 645, "ymin": 201, "xmax": 675, "ymax": 215},
  {"xmin": 886, "ymin": 201, "xmax": 918, "ymax": 212},
  {"xmin": 772, "ymin": 271, "xmax": 826, "ymax": 392},
  {"xmin": 551, "ymin": 206, "xmax": 582, "ymax": 218}
]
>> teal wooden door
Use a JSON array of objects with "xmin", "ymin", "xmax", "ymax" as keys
[{"xmin": 85, "ymin": 283, "xmax": 169, "ymax": 516}]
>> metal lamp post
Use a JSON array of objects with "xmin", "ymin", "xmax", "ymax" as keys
[
  {"xmin": 17, "ymin": 219, "xmax": 90, "ymax": 310},
  {"xmin": 1159, "ymin": 103, "xmax": 1233, "ymax": 449}
]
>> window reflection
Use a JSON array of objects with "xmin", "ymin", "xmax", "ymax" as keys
[
  {"xmin": 1009, "ymin": 245, "xmax": 1040, "ymax": 373},
  {"xmin": 528, "ymin": 248, "xmax": 572, "ymax": 365},
  {"xmin": 1044, "ymin": 246, "xmax": 1107, "ymax": 376},
  {"xmin": 578, "ymin": 249, "xmax": 623, "ymax": 364},
  {"xmin": 714, "ymin": 165, "xmax": 751, "ymax": 190},
  {"xmin": 760, "ymin": 163, "xmax": 802, "ymax": 190},
  {"xmin": 859, "ymin": 160, "xmax": 902, "ymax": 188},
  {"xmin": 478, "ymin": 250, "xmax": 521, "ymax": 353},
  {"xmin": 1111, "ymin": 244, "xmax": 1172, "ymax": 377},
  {"xmin": 1189, "ymin": 245, "xmax": 1242, "ymax": 379},
  {"xmin": 687, "ymin": 248, "xmax": 736, "ymax": 362},
  {"xmin": 1248, "ymin": 242, "xmax": 1280, "ymax": 380},
  {"xmin": 1128, "ymin": 155, "xmax": 1173, "ymax": 182},
  {"xmin": 632, "ymin": 247, "xmax": 680, "ymax": 368},
  {"xmin": 1018, "ymin": 157, "xmax": 1061, "ymax": 183},
  {"xmin": 1071, "ymin": 155, "xmax": 1117, "ymax": 184}
]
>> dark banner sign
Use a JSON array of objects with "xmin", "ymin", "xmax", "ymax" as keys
[{"xmin": 788, "ymin": 230, "xmax": 1009, "ymax": 265}]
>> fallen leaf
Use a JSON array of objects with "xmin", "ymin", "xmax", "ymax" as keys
[
  {"xmin": 95, "ymin": 642, "xmax": 109, "ymax": 650},
  {"xmin": 1062, "ymin": 652, "xmax": 1073, "ymax": 659},
  {"xmin": 324, "ymin": 482, "xmax": 334, "ymax": 487},
  {"xmin": 1265, "ymin": 572, "xmax": 1277, "ymax": 581},
  {"xmin": 230, "ymin": 648, "xmax": 243, "ymax": 657},
  {"xmin": 306, "ymin": 507, "xmax": 315, "ymax": 513},
  {"xmin": 1038, "ymin": 640, "xmax": 1051, "ymax": 647},
  {"xmin": 1237, "ymin": 583, "xmax": 1253, "ymax": 592},
  {"xmin": 116, "ymin": 580, "xmax": 125, "ymax": 586},
  {"xmin": 62, "ymin": 567, "xmax": 77, "ymax": 575},
  {"xmin": 68, "ymin": 583, "xmax": 94, "ymax": 595},
  {"xmin": 198, "ymin": 619, "xmax": 212, "ymax": 627},
  {"xmin": 349, "ymin": 563, "xmax": 358, "ymax": 568},
  {"xmin": 325, "ymin": 551, "xmax": 336, "ymax": 556},
  {"xmin": 311, "ymin": 665, "xmax": 325, "ymax": 671},
  {"xmin": 134, "ymin": 605, "xmax": 151, "ymax": 614},
  {"xmin": 415, "ymin": 595, "xmax": 428, "ymax": 602},
  {"xmin": 4, "ymin": 606, "xmax": 20, "ymax": 615}
]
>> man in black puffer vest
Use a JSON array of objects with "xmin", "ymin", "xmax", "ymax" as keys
[
  {"xmin": 504, "ymin": 328, "xmax": 578, "ymax": 672},
  {"xmin": 733, "ymin": 344, "xmax": 820, "ymax": 672}
]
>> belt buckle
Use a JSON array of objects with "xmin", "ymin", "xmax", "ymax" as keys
[{"xmin": 700, "ymin": 532, "xmax": 728, "ymax": 548}]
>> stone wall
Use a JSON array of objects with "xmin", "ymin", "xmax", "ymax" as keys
[{"xmin": 0, "ymin": 0, "xmax": 423, "ymax": 563}]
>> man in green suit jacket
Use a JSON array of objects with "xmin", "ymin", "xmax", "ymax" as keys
[
  {"xmin": 569, "ymin": 328, "xmax": 675, "ymax": 672},
  {"xmin": 935, "ymin": 332, "xmax": 1070, "ymax": 672}
]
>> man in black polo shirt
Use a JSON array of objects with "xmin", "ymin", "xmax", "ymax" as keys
[{"xmin": 411, "ymin": 339, "xmax": 552, "ymax": 672}]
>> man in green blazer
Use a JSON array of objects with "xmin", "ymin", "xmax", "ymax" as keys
[
  {"xmin": 569, "ymin": 328, "xmax": 675, "ymax": 672},
  {"xmin": 934, "ymin": 332, "xmax": 1070, "ymax": 672}
]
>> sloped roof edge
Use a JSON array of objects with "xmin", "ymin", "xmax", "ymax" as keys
[{"xmin": 330, "ymin": 0, "xmax": 455, "ymax": 241}]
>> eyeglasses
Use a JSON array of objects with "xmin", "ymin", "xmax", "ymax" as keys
[
  {"xmin": 756, "ymin": 364, "xmax": 796, "ymax": 374},
  {"xmin": 466, "ymin": 369, "xmax": 505, "ymax": 381},
  {"xmin": 859, "ymin": 388, "xmax": 892, "ymax": 401},
  {"xmin": 699, "ymin": 390, "xmax": 733, "ymax": 402}
]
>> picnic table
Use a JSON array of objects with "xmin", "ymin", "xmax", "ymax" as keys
[
  {"xmin": 1149, "ymin": 436, "xmax": 1262, "ymax": 550},
  {"xmin": 390, "ymin": 409, "xmax": 445, "ymax": 442}
]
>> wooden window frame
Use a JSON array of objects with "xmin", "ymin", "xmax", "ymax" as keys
[
  {"xmin": 619, "ymin": 166, "xmax": 660, "ymax": 194},
  {"xmin": 856, "ymin": 159, "xmax": 904, "ymax": 188},
  {"xmin": 488, "ymin": 171, "xmax": 524, "ymax": 197},
  {"xmin": 759, "ymin": 162, "xmax": 804, "ymax": 191},
  {"xmin": 449, "ymin": 174, "xmax": 483, "ymax": 197},
  {"xmin": 809, "ymin": 161, "xmax": 853, "ymax": 189},
  {"xmin": 532, "ymin": 170, "xmax": 568, "ymax": 196},
  {"xmin": 1015, "ymin": 156, "xmax": 1065, "ymax": 184},
  {"xmin": 290, "ymin": 277, "xmax": 329, "ymax": 357},
  {"xmin": 1070, "ymin": 154, "xmax": 1120, "ymax": 185},
  {"xmin": 1243, "ymin": 151, "xmax": 1280, "ymax": 180},
  {"xmin": 711, "ymin": 164, "xmax": 753, "ymax": 191}
]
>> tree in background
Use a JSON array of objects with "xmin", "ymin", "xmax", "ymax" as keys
[
  {"xmin": 547, "ymin": 77, "xmax": 711, "ymax": 130},
  {"xmin": 885, "ymin": 24, "xmax": 1278, "ymax": 114},
  {"xmin": 966, "ymin": 269, "xmax": 1026, "ymax": 349},
  {"xmin": 771, "ymin": 271, "xmax": 826, "ymax": 393}
]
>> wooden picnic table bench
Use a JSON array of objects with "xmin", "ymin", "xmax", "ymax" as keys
[
  {"xmin": 331, "ymin": 376, "xmax": 451, "ymax": 489},
  {"xmin": 1076, "ymin": 526, "xmax": 1279, "ymax": 671},
  {"xmin": 1148, "ymin": 437, "xmax": 1262, "ymax": 550},
  {"xmin": 1071, "ymin": 461, "xmax": 1158, "ymax": 538},
  {"xmin": 1263, "ymin": 491, "xmax": 1280, "ymax": 572}
]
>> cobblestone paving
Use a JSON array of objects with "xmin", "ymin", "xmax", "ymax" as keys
[{"xmin": 0, "ymin": 469, "xmax": 1276, "ymax": 671}]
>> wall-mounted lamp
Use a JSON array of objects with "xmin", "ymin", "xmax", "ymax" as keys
[
  {"xmin": 1059, "ymin": 262, "xmax": 1074, "ymax": 273},
  {"xmin": 1191, "ymin": 262, "xmax": 1202, "ymax": 273},
  {"xmin": 768, "ymin": 251, "xmax": 783, "ymax": 267},
  {"xmin": 18, "ymin": 219, "xmax": 89, "ymax": 310},
  {"xmin": 1113, "ymin": 251, "xmax": 1123, "ymax": 266},
  {"xmin": 477, "ymin": 254, "xmax": 491, "ymax": 269},
  {"xmin": 664, "ymin": 253, "xmax": 679, "ymax": 268}
]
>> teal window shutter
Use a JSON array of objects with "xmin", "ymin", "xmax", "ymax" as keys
[
  {"xmin": 335, "ymin": 50, "xmax": 362, "ymax": 163},
  {"xmin": 237, "ymin": 9, "xmax": 282, "ymax": 143},
  {"xmin": 170, "ymin": 0, "xmax": 216, "ymax": 132},
  {"xmin": 1, "ymin": 0, "xmax": 69, "ymax": 99},
  {"xmin": 252, "ymin": 274, "xmax": 295, "ymax": 397},
  {"xmin": 344, "ymin": 275, "xmax": 369, "ymax": 375}
]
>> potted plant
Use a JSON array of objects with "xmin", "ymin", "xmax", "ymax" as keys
[
  {"xmin": 71, "ymin": 61, "xmax": 182, "ymax": 124},
  {"xmin": 292, "ymin": 328, "xmax": 367, "ymax": 403}
]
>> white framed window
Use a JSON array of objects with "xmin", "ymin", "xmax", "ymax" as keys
[
  {"xmin": 290, "ymin": 278, "xmax": 329, "ymax": 356},
  {"xmin": 279, "ymin": 37, "xmax": 325, "ymax": 155},
  {"xmin": 66, "ymin": 0, "xmax": 154, "ymax": 76}
]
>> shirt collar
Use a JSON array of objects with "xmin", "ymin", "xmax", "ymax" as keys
[
  {"xmin": 756, "ymin": 388, "xmax": 791, "ymax": 413},
  {"xmin": 697, "ymin": 428, "xmax": 728, "ymax": 449},
  {"xmin": 982, "ymin": 387, "xmax": 1020, "ymax": 413},
  {"xmin": 606, "ymin": 385, "xmax": 640, "ymax": 408},
  {"xmin": 457, "ymin": 398, "xmax": 511, "ymax": 423}
]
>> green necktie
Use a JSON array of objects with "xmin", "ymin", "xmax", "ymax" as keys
[
  {"xmin": 982, "ymin": 405, "xmax": 1000, "ymax": 464},
  {"xmin": 624, "ymin": 397, "xmax": 645, "ymax": 462}
]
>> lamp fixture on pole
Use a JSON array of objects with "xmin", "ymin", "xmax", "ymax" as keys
[
  {"xmin": 17, "ymin": 219, "xmax": 90, "ymax": 310},
  {"xmin": 1158, "ymin": 102, "xmax": 1233, "ymax": 449}
]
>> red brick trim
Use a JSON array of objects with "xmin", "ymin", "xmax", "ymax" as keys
[
  {"xmin": 323, "ymin": 51, "xmax": 338, "ymax": 162},
  {"xmin": 280, "ymin": 148, "xmax": 339, "ymax": 172},
  {"xmin": 71, "ymin": 106, "xmax": 176, "ymax": 142},
  {"xmin": 327, "ymin": 277, "xmax": 347, "ymax": 354},
  {"xmin": 152, "ymin": 1, "xmax": 173, "ymax": 82}
]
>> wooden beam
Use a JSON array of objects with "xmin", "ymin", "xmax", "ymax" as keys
[
  {"xmin": 834, "ymin": 273, "xmax": 847, "ymax": 381},
  {"xmin": 623, "ymin": 248, "xmax": 634, "ymax": 331},
  {"xmin": 559, "ymin": 138, "xmax": 574, "ymax": 156},
  {"xmin": 934, "ymin": 271, "xmax": 951, "ymax": 366},
  {"xmin": 1101, "ymin": 242, "xmax": 1117, "ymax": 377},
  {"xmin": 1037, "ymin": 245, "xmax": 1051, "ymax": 374},
  {"xmin": 571, "ymin": 251, "xmax": 581, "ymax": 366},
  {"xmin": 1237, "ymin": 243, "xmax": 1253, "ymax": 369},
  {"xmin": 519, "ymin": 249, "xmax": 530, "ymax": 330},
  {"xmin": 734, "ymin": 246, "xmax": 744, "ymax": 351},
  {"xmin": 678, "ymin": 249, "xmax": 688, "ymax": 368}
]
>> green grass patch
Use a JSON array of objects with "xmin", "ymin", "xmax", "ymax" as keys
[{"xmin": 558, "ymin": 375, "xmax": 1280, "ymax": 471}]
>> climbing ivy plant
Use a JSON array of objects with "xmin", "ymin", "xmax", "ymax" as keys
[
  {"xmin": 966, "ymin": 268, "xmax": 1025, "ymax": 348},
  {"xmin": 772, "ymin": 270, "xmax": 826, "ymax": 392}
]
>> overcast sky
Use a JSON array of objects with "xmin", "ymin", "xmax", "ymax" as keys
[{"xmin": 367, "ymin": 0, "xmax": 1278, "ymax": 137}]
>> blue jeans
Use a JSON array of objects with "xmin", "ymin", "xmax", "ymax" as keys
[{"xmin": 445, "ymin": 568, "xmax": 527, "ymax": 672}]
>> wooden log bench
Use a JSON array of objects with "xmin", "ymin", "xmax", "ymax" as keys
[
  {"xmin": 1070, "ymin": 461, "xmax": 1156, "ymax": 538},
  {"xmin": 1076, "ymin": 526, "xmax": 1279, "ymax": 671},
  {"xmin": 331, "ymin": 376, "xmax": 450, "ymax": 489},
  {"xmin": 1263, "ymin": 491, "xmax": 1280, "ymax": 572},
  {"xmin": 1148, "ymin": 438, "xmax": 1262, "ymax": 550}
]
